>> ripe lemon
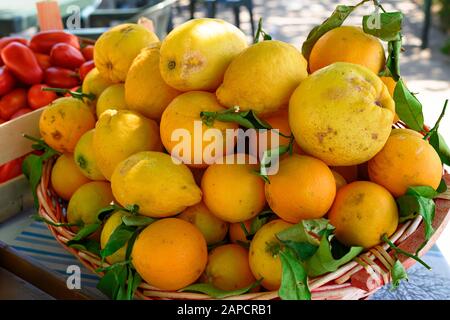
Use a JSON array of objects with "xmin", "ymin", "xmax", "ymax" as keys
[
  {"xmin": 111, "ymin": 151, "xmax": 202, "ymax": 217},
  {"xmin": 100, "ymin": 211, "xmax": 130, "ymax": 264},
  {"xmin": 368, "ymin": 129, "xmax": 442, "ymax": 197},
  {"xmin": 125, "ymin": 43, "xmax": 181, "ymax": 121},
  {"xmin": 216, "ymin": 40, "xmax": 308, "ymax": 116},
  {"xmin": 131, "ymin": 218, "xmax": 207, "ymax": 290},
  {"xmin": 309, "ymin": 26, "xmax": 385, "ymax": 74},
  {"xmin": 160, "ymin": 18, "xmax": 247, "ymax": 91},
  {"xmin": 39, "ymin": 97, "xmax": 95, "ymax": 153},
  {"xmin": 201, "ymin": 154, "xmax": 266, "ymax": 223},
  {"xmin": 205, "ymin": 244, "xmax": 256, "ymax": 291},
  {"xmin": 93, "ymin": 109, "xmax": 162, "ymax": 180},
  {"xmin": 329, "ymin": 181, "xmax": 399, "ymax": 248},
  {"xmin": 51, "ymin": 153, "xmax": 90, "ymax": 200},
  {"xmin": 178, "ymin": 202, "xmax": 228, "ymax": 245},
  {"xmin": 74, "ymin": 129, "xmax": 105, "ymax": 181},
  {"xmin": 289, "ymin": 62, "xmax": 395, "ymax": 166},
  {"xmin": 82, "ymin": 67, "xmax": 115, "ymax": 111},
  {"xmin": 249, "ymin": 219, "xmax": 293, "ymax": 290},
  {"xmin": 265, "ymin": 155, "xmax": 336, "ymax": 223},
  {"xmin": 96, "ymin": 84, "xmax": 127, "ymax": 118},
  {"xmin": 159, "ymin": 91, "xmax": 238, "ymax": 167},
  {"xmin": 94, "ymin": 23, "xmax": 159, "ymax": 82},
  {"xmin": 67, "ymin": 181, "xmax": 114, "ymax": 226}
]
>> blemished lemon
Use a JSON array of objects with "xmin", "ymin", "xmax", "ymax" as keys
[
  {"xmin": 111, "ymin": 151, "xmax": 202, "ymax": 218},
  {"xmin": 94, "ymin": 23, "xmax": 159, "ymax": 82},
  {"xmin": 289, "ymin": 62, "xmax": 395, "ymax": 166},
  {"xmin": 160, "ymin": 18, "xmax": 247, "ymax": 91},
  {"xmin": 216, "ymin": 40, "xmax": 308, "ymax": 116},
  {"xmin": 74, "ymin": 129, "xmax": 105, "ymax": 181}
]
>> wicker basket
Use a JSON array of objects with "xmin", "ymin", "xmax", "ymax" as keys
[{"xmin": 36, "ymin": 154, "xmax": 450, "ymax": 300}]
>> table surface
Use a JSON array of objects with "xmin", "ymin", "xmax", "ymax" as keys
[{"xmin": 0, "ymin": 208, "xmax": 449, "ymax": 300}]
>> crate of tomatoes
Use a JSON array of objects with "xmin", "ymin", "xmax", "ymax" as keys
[{"xmin": 0, "ymin": 30, "xmax": 95, "ymax": 222}]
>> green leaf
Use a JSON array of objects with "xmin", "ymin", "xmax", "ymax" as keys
[
  {"xmin": 393, "ymin": 79, "xmax": 424, "ymax": 131},
  {"xmin": 96, "ymin": 264, "xmax": 128, "ymax": 299},
  {"xmin": 68, "ymin": 239, "xmax": 101, "ymax": 256},
  {"xmin": 125, "ymin": 228, "xmax": 140, "ymax": 261},
  {"xmin": 280, "ymin": 240, "xmax": 318, "ymax": 261},
  {"xmin": 67, "ymin": 223, "xmax": 101, "ymax": 245},
  {"xmin": 390, "ymin": 260, "xmax": 408, "ymax": 290},
  {"xmin": 126, "ymin": 269, "xmax": 141, "ymax": 300},
  {"xmin": 429, "ymin": 131, "xmax": 450, "ymax": 166},
  {"xmin": 382, "ymin": 234, "xmax": 431, "ymax": 270},
  {"xmin": 200, "ymin": 108, "xmax": 272, "ymax": 130},
  {"xmin": 277, "ymin": 218, "xmax": 330, "ymax": 247},
  {"xmin": 22, "ymin": 154, "xmax": 43, "ymax": 208},
  {"xmin": 259, "ymin": 142, "xmax": 293, "ymax": 180},
  {"xmin": 100, "ymin": 224, "xmax": 135, "ymax": 259},
  {"xmin": 380, "ymin": 39, "xmax": 402, "ymax": 81},
  {"xmin": 362, "ymin": 12, "xmax": 403, "ymax": 41},
  {"xmin": 302, "ymin": 5, "xmax": 355, "ymax": 61},
  {"xmin": 122, "ymin": 215, "xmax": 155, "ymax": 227},
  {"xmin": 180, "ymin": 279, "xmax": 261, "ymax": 299},
  {"xmin": 97, "ymin": 205, "xmax": 121, "ymax": 222},
  {"xmin": 249, "ymin": 211, "xmax": 274, "ymax": 235},
  {"xmin": 408, "ymin": 186, "xmax": 439, "ymax": 199},
  {"xmin": 437, "ymin": 179, "xmax": 448, "ymax": 194},
  {"xmin": 278, "ymin": 248, "xmax": 311, "ymax": 300},
  {"xmin": 30, "ymin": 214, "xmax": 80, "ymax": 228},
  {"xmin": 125, "ymin": 204, "xmax": 140, "ymax": 215},
  {"xmin": 303, "ymin": 231, "xmax": 363, "ymax": 277}
]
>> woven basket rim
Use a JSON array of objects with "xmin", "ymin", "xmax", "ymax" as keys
[{"xmin": 36, "ymin": 155, "xmax": 450, "ymax": 300}]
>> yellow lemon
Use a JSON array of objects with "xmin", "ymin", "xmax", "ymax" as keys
[
  {"xmin": 111, "ymin": 151, "xmax": 202, "ymax": 218},
  {"xmin": 94, "ymin": 23, "xmax": 159, "ymax": 82},
  {"xmin": 178, "ymin": 202, "xmax": 228, "ymax": 245},
  {"xmin": 82, "ymin": 68, "xmax": 115, "ymax": 111},
  {"xmin": 289, "ymin": 62, "xmax": 395, "ymax": 166},
  {"xmin": 93, "ymin": 109, "xmax": 162, "ymax": 180},
  {"xmin": 96, "ymin": 84, "xmax": 127, "ymax": 118},
  {"xmin": 39, "ymin": 97, "xmax": 95, "ymax": 153},
  {"xmin": 125, "ymin": 43, "xmax": 181, "ymax": 121},
  {"xmin": 51, "ymin": 153, "xmax": 91, "ymax": 201},
  {"xmin": 67, "ymin": 181, "xmax": 115, "ymax": 226},
  {"xmin": 74, "ymin": 129, "xmax": 105, "ymax": 180},
  {"xmin": 216, "ymin": 40, "xmax": 308, "ymax": 116},
  {"xmin": 159, "ymin": 91, "xmax": 238, "ymax": 167},
  {"xmin": 160, "ymin": 18, "xmax": 247, "ymax": 91},
  {"xmin": 100, "ymin": 211, "xmax": 129, "ymax": 264}
]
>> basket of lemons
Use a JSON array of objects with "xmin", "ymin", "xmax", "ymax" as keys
[{"xmin": 25, "ymin": 0, "xmax": 450, "ymax": 300}]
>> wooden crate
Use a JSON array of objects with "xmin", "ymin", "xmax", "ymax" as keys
[{"xmin": 0, "ymin": 109, "xmax": 44, "ymax": 222}]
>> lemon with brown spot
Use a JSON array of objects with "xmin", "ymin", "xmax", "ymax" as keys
[
  {"xmin": 329, "ymin": 181, "xmax": 398, "ymax": 248},
  {"xmin": 111, "ymin": 151, "xmax": 202, "ymax": 218},
  {"xmin": 74, "ymin": 129, "xmax": 105, "ymax": 180},
  {"xmin": 39, "ymin": 97, "xmax": 95, "ymax": 153},
  {"xmin": 82, "ymin": 68, "xmax": 115, "ymax": 112},
  {"xmin": 51, "ymin": 153, "xmax": 91, "ymax": 200},
  {"xmin": 289, "ymin": 62, "xmax": 395, "ymax": 166},
  {"xmin": 94, "ymin": 23, "xmax": 159, "ymax": 83},
  {"xmin": 160, "ymin": 18, "xmax": 247, "ymax": 91},
  {"xmin": 125, "ymin": 43, "xmax": 181, "ymax": 121},
  {"xmin": 93, "ymin": 109, "xmax": 162, "ymax": 180}
]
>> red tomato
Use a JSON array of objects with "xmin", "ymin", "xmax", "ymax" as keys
[
  {"xmin": 28, "ymin": 84, "xmax": 57, "ymax": 110},
  {"xmin": 0, "ymin": 157, "xmax": 24, "ymax": 183},
  {"xmin": 33, "ymin": 52, "xmax": 52, "ymax": 70},
  {"xmin": 1, "ymin": 42, "xmax": 43, "ymax": 85},
  {"xmin": 29, "ymin": 31, "xmax": 80, "ymax": 54},
  {"xmin": 50, "ymin": 43, "xmax": 85, "ymax": 69},
  {"xmin": 79, "ymin": 60, "xmax": 95, "ymax": 81},
  {"xmin": 81, "ymin": 45, "xmax": 94, "ymax": 61},
  {"xmin": 0, "ymin": 88, "xmax": 28, "ymax": 119},
  {"xmin": 0, "ymin": 66, "xmax": 16, "ymax": 96},
  {"xmin": 0, "ymin": 37, "xmax": 28, "ymax": 65},
  {"xmin": 0, "ymin": 118, "xmax": 5, "ymax": 125},
  {"xmin": 44, "ymin": 67, "xmax": 80, "ymax": 88}
]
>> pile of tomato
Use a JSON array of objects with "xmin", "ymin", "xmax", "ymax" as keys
[
  {"xmin": 0, "ymin": 30, "xmax": 94, "ymax": 124},
  {"xmin": 0, "ymin": 30, "xmax": 95, "ymax": 184}
]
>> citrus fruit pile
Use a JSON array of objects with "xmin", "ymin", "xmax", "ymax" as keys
[{"xmin": 30, "ymin": 2, "xmax": 449, "ymax": 300}]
